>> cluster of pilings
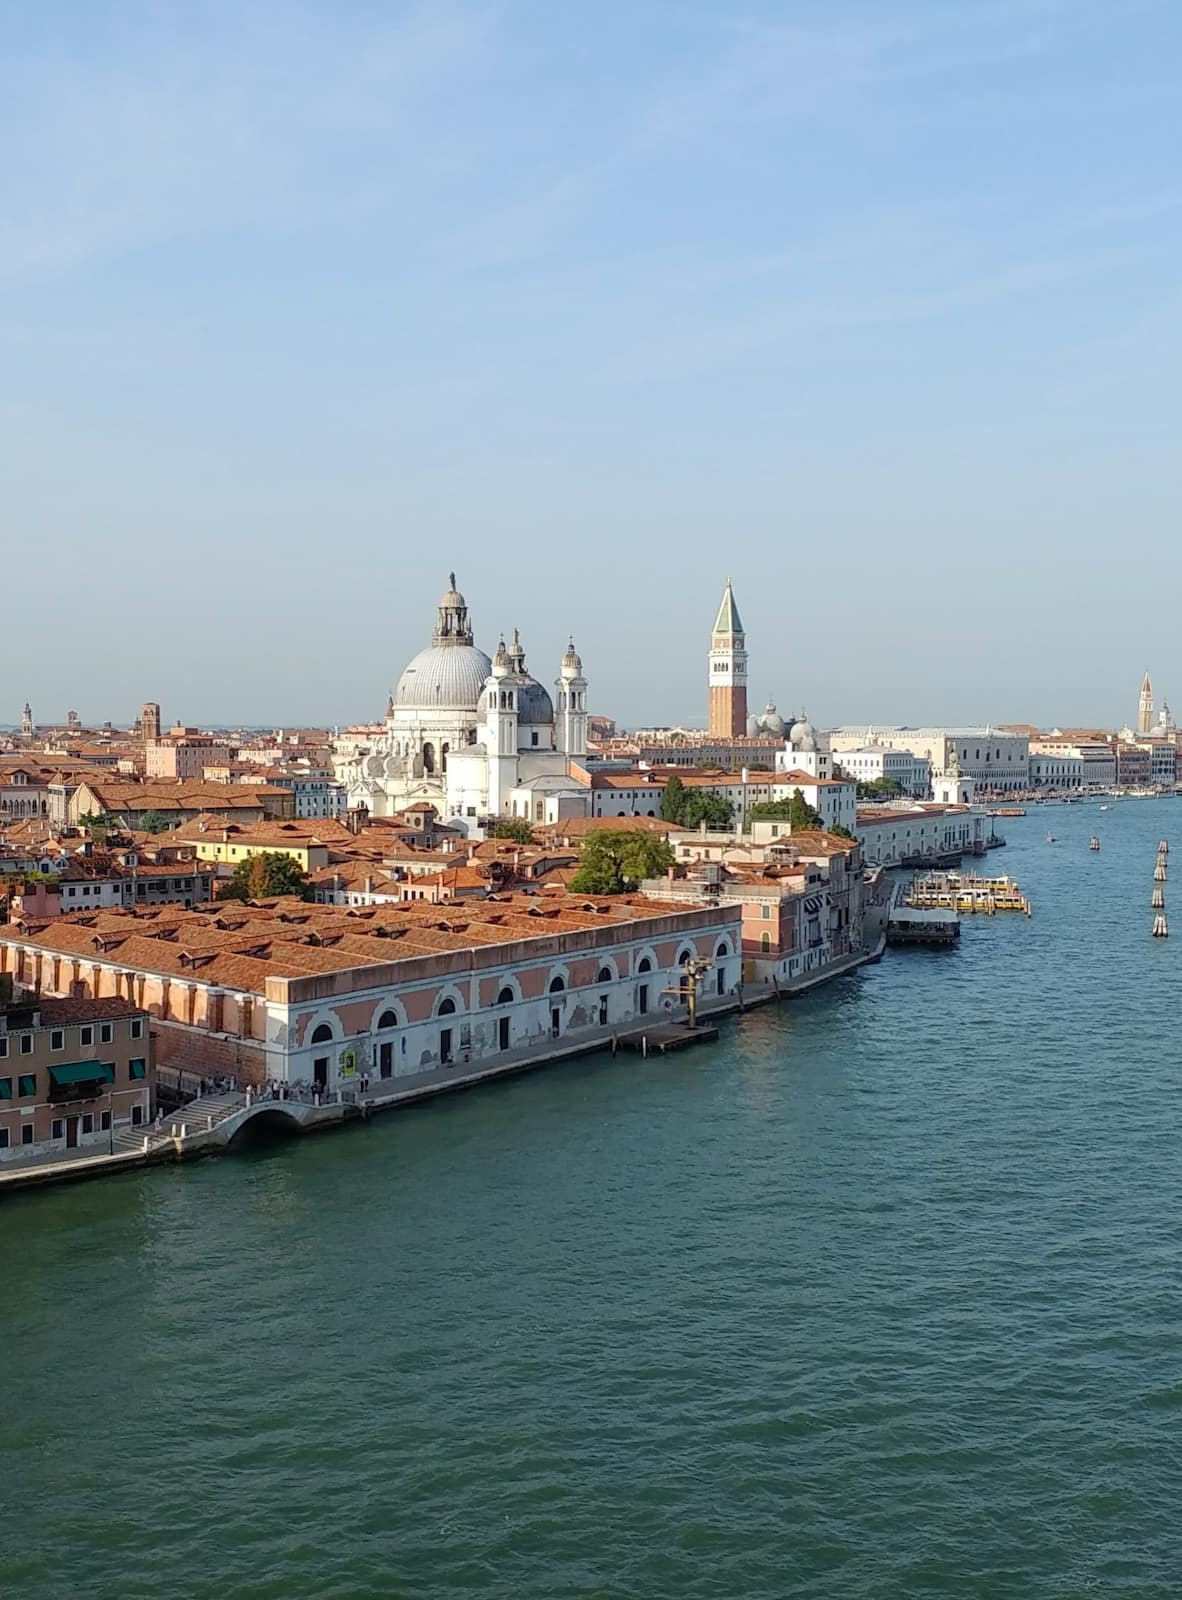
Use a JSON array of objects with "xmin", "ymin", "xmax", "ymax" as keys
[{"xmin": 1153, "ymin": 840, "xmax": 1169, "ymax": 936}]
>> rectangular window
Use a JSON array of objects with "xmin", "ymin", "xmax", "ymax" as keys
[
  {"xmin": 82, "ymin": 1113, "xmax": 94, "ymax": 1134},
  {"xmin": 0, "ymin": 1127, "xmax": 7, "ymax": 1149},
  {"xmin": 129, "ymin": 1059, "xmax": 146, "ymax": 1080},
  {"xmin": 21, "ymin": 1124, "xmax": 33, "ymax": 1146},
  {"xmin": 0, "ymin": 1038, "xmax": 6, "ymax": 1058},
  {"xmin": 0, "ymin": 1077, "xmax": 10, "ymax": 1100},
  {"xmin": 52, "ymin": 1118, "xmax": 64, "ymax": 1140},
  {"xmin": 80, "ymin": 1026, "xmax": 93, "ymax": 1046},
  {"xmin": 131, "ymin": 1017, "xmax": 144, "ymax": 1039},
  {"xmin": 131, "ymin": 1104, "xmax": 143, "ymax": 1126},
  {"xmin": 19, "ymin": 1034, "xmax": 32, "ymax": 1055},
  {"xmin": 50, "ymin": 1029, "xmax": 64, "ymax": 1051},
  {"xmin": 18, "ymin": 1074, "xmax": 36, "ymax": 1098},
  {"xmin": 100, "ymin": 1022, "xmax": 113, "ymax": 1044},
  {"xmin": 100, "ymin": 1110, "xmax": 111, "ymax": 1132}
]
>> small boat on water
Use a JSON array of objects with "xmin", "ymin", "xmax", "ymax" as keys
[
  {"xmin": 1089, "ymin": 836, "xmax": 1100, "ymax": 851},
  {"xmin": 1099, "ymin": 804, "xmax": 1110, "ymax": 811},
  {"xmin": 1046, "ymin": 832, "xmax": 1056, "ymax": 843}
]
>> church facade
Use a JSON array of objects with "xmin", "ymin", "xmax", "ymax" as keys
[{"xmin": 334, "ymin": 578, "xmax": 590, "ymax": 827}]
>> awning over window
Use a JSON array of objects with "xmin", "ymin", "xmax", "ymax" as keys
[{"xmin": 49, "ymin": 1061, "xmax": 114, "ymax": 1088}]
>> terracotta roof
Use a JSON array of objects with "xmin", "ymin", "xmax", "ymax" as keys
[
  {"xmin": 77, "ymin": 782, "xmax": 279, "ymax": 813},
  {"xmin": 28, "ymin": 996, "xmax": 148, "ymax": 1025},
  {"xmin": 0, "ymin": 890, "xmax": 715, "ymax": 997}
]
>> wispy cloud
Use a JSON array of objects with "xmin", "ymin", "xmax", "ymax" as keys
[
  {"xmin": 590, "ymin": 243, "xmax": 1152, "ymax": 385},
  {"xmin": 635, "ymin": 0, "xmax": 1084, "ymax": 146},
  {"xmin": 0, "ymin": 2, "xmax": 488, "ymax": 280}
]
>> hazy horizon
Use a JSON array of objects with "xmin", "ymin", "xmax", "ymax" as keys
[{"xmin": 6, "ymin": 2, "xmax": 1180, "ymax": 731}]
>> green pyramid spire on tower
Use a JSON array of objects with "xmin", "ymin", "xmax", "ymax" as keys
[{"xmin": 713, "ymin": 577, "xmax": 744, "ymax": 637}]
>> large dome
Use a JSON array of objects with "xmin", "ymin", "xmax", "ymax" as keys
[{"xmin": 394, "ymin": 644, "xmax": 492, "ymax": 711}]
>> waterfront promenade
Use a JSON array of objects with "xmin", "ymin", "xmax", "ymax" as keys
[{"xmin": 0, "ymin": 928, "xmax": 885, "ymax": 1191}]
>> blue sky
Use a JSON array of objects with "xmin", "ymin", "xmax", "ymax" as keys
[{"xmin": 5, "ymin": 0, "xmax": 1181, "ymax": 731}]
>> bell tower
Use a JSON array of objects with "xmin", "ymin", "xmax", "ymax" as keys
[
  {"xmin": 708, "ymin": 579, "xmax": 748, "ymax": 737},
  {"xmin": 482, "ymin": 638, "xmax": 518, "ymax": 815},
  {"xmin": 1139, "ymin": 671, "xmax": 1154, "ymax": 735},
  {"xmin": 556, "ymin": 640, "xmax": 588, "ymax": 760}
]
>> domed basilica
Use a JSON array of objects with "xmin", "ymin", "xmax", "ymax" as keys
[{"xmin": 335, "ymin": 577, "xmax": 589, "ymax": 825}]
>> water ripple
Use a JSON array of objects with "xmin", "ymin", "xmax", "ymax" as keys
[{"xmin": 3, "ymin": 801, "xmax": 1182, "ymax": 1596}]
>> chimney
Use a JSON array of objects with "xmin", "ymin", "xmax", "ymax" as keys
[
  {"xmin": 365, "ymin": 876, "xmax": 373, "ymax": 895},
  {"xmin": 741, "ymin": 766, "xmax": 749, "ymax": 783}
]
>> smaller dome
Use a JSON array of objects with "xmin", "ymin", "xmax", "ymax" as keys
[
  {"xmin": 746, "ymin": 714, "xmax": 760, "ymax": 737},
  {"xmin": 791, "ymin": 712, "xmax": 818, "ymax": 752},
  {"xmin": 562, "ymin": 638, "xmax": 583, "ymax": 673},
  {"xmin": 757, "ymin": 700, "xmax": 787, "ymax": 737},
  {"xmin": 517, "ymin": 678, "xmax": 555, "ymax": 725}
]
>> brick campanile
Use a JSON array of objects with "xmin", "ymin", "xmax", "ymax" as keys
[{"xmin": 708, "ymin": 578, "xmax": 748, "ymax": 737}]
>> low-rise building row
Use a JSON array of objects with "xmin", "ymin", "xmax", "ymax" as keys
[{"xmin": 0, "ymin": 892, "xmax": 741, "ymax": 1096}]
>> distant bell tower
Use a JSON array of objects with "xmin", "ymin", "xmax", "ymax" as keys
[
  {"xmin": 556, "ymin": 639, "xmax": 588, "ymax": 761},
  {"xmin": 141, "ymin": 701, "xmax": 161, "ymax": 741},
  {"xmin": 1139, "ymin": 671, "xmax": 1154, "ymax": 736},
  {"xmin": 482, "ymin": 637, "xmax": 519, "ymax": 816},
  {"xmin": 21, "ymin": 702, "xmax": 33, "ymax": 736},
  {"xmin": 708, "ymin": 578, "xmax": 748, "ymax": 737}
]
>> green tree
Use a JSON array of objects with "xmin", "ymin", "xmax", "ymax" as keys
[
  {"xmin": 139, "ymin": 810, "xmax": 172, "ymax": 835},
  {"xmin": 660, "ymin": 774, "xmax": 687, "ymax": 823},
  {"xmin": 569, "ymin": 830, "xmax": 675, "ymax": 894},
  {"xmin": 748, "ymin": 788, "xmax": 825, "ymax": 832},
  {"xmin": 660, "ymin": 775, "xmax": 732, "ymax": 830},
  {"xmin": 487, "ymin": 817, "xmax": 534, "ymax": 843},
  {"xmin": 829, "ymin": 823, "xmax": 855, "ymax": 840},
  {"xmin": 680, "ymin": 790, "xmax": 733, "ymax": 830},
  {"xmin": 855, "ymin": 775, "xmax": 903, "ymax": 800},
  {"xmin": 218, "ymin": 851, "xmax": 312, "ymax": 903},
  {"xmin": 77, "ymin": 810, "xmax": 118, "ymax": 842}
]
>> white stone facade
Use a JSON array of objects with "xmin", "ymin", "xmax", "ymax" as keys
[{"xmin": 334, "ymin": 578, "xmax": 590, "ymax": 827}]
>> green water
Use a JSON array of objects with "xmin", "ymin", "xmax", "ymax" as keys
[{"xmin": 4, "ymin": 799, "xmax": 1181, "ymax": 1598}]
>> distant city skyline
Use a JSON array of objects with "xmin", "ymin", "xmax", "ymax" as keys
[{"xmin": 7, "ymin": 2, "xmax": 1182, "ymax": 724}]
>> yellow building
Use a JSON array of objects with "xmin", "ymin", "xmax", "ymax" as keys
[{"xmin": 175, "ymin": 820, "xmax": 336, "ymax": 874}]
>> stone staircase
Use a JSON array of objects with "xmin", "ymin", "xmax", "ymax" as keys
[{"xmin": 112, "ymin": 1092, "xmax": 245, "ymax": 1153}]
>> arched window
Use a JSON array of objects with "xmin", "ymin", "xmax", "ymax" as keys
[
  {"xmin": 716, "ymin": 941, "xmax": 730, "ymax": 959},
  {"xmin": 438, "ymin": 997, "xmax": 456, "ymax": 1016},
  {"xmin": 678, "ymin": 949, "xmax": 691, "ymax": 966},
  {"xmin": 310, "ymin": 1023, "xmax": 333, "ymax": 1044},
  {"xmin": 441, "ymin": 741, "xmax": 449, "ymax": 774},
  {"xmin": 497, "ymin": 986, "xmax": 515, "ymax": 1004},
  {"xmin": 377, "ymin": 1009, "xmax": 398, "ymax": 1029},
  {"xmin": 596, "ymin": 966, "xmax": 613, "ymax": 983},
  {"xmin": 422, "ymin": 742, "xmax": 435, "ymax": 775},
  {"xmin": 638, "ymin": 957, "xmax": 652, "ymax": 973},
  {"xmin": 548, "ymin": 976, "xmax": 565, "ymax": 994},
  {"xmin": 760, "ymin": 932, "xmax": 771, "ymax": 953}
]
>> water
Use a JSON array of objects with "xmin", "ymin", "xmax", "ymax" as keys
[{"xmin": 4, "ymin": 799, "xmax": 1182, "ymax": 1598}]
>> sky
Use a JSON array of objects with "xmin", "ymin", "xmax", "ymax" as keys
[{"xmin": 5, "ymin": 0, "xmax": 1182, "ymax": 732}]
